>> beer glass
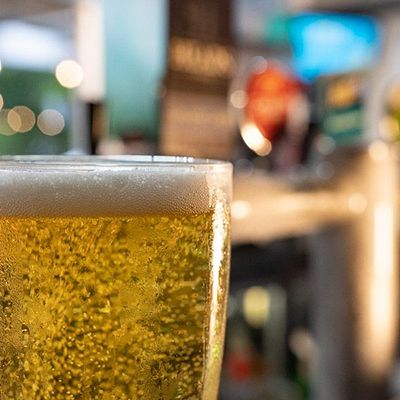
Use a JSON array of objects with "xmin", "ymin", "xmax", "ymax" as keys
[{"xmin": 0, "ymin": 156, "xmax": 231, "ymax": 400}]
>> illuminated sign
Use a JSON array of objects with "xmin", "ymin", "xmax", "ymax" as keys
[
  {"xmin": 169, "ymin": 37, "xmax": 234, "ymax": 80},
  {"xmin": 316, "ymin": 71, "xmax": 367, "ymax": 145}
]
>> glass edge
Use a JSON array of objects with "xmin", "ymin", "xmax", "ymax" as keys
[{"xmin": 0, "ymin": 155, "xmax": 233, "ymax": 172}]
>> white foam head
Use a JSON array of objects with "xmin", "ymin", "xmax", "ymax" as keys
[{"xmin": 0, "ymin": 156, "xmax": 232, "ymax": 217}]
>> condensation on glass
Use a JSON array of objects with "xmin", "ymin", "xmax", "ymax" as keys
[{"xmin": 0, "ymin": 156, "xmax": 232, "ymax": 400}]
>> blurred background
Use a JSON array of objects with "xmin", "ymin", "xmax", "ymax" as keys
[{"xmin": 2, "ymin": 0, "xmax": 400, "ymax": 399}]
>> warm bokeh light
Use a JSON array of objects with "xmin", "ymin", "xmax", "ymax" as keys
[
  {"xmin": 37, "ymin": 109, "xmax": 65, "ymax": 136},
  {"xmin": 9, "ymin": 106, "xmax": 35, "ymax": 133},
  {"xmin": 369, "ymin": 201, "xmax": 396, "ymax": 375},
  {"xmin": 55, "ymin": 60, "xmax": 84, "ymax": 89},
  {"xmin": 231, "ymin": 200, "xmax": 251, "ymax": 220},
  {"xmin": 0, "ymin": 109, "xmax": 17, "ymax": 136},
  {"xmin": 0, "ymin": 94, "xmax": 3, "ymax": 111},
  {"xmin": 368, "ymin": 140, "xmax": 389, "ymax": 161},
  {"xmin": 240, "ymin": 122, "xmax": 272, "ymax": 156},
  {"xmin": 7, "ymin": 109, "xmax": 22, "ymax": 132},
  {"xmin": 289, "ymin": 329, "xmax": 316, "ymax": 363},
  {"xmin": 230, "ymin": 90, "xmax": 248, "ymax": 109},
  {"xmin": 243, "ymin": 286, "xmax": 270, "ymax": 328}
]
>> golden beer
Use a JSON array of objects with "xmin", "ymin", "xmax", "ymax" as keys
[{"xmin": 0, "ymin": 157, "xmax": 231, "ymax": 400}]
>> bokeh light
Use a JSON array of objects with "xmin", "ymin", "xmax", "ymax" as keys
[
  {"xmin": 231, "ymin": 200, "xmax": 251, "ymax": 220},
  {"xmin": 55, "ymin": 59, "xmax": 84, "ymax": 89},
  {"xmin": 240, "ymin": 122, "xmax": 272, "ymax": 156},
  {"xmin": 316, "ymin": 135, "xmax": 336, "ymax": 155},
  {"xmin": 369, "ymin": 140, "xmax": 389, "ymax": 161},
  {"xmin": 37, "ymin": 109, "xmax": 65, "ymax": 136},
  {"xmin": 0, "ymin": 109, "xmax": 18, "ymax": 136},
  {"xmin": 0, "ymin": 95, "xmax": 3, "ymax": 111},
  {"xmin": 7, "ymin": 109, "xmax": 22, "ymax": 132},
  {"xmin": 316, "ymin": 161, "xmax": 335, "ymax": 180},
  {"xmin": 9, "ymin": 106, "xmax": 35, "ymax": 133},
  {"xmin": 289, "ymin": 329, "xmax": 316, "ymax": 363},
  {"xmin": 230, "ymin": 90, "xmax": 248, "ymax": 109},
  {"xmin": 243, "ymin": 286, "xmax": 270, "ymax": 328}
]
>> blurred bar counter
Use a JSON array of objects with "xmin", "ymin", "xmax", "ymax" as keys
[{"xmin": 231, "ymin": 144, "xmax": 399, "ymax": 400}]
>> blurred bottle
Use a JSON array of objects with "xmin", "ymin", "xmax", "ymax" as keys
[{"xmin": 160, "ymin": 0, "xmax": 236, "ymax": 160}]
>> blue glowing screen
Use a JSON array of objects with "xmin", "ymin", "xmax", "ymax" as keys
[{"xmin": 289, "ymin": 13, "xmax": 381, "ymax": 82}]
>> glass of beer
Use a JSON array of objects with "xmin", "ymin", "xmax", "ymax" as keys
[{"xmin": 0, "ymin": 156, "xmax": 231, "ymax": 400}]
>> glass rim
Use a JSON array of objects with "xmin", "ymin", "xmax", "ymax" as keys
[{"xmin": 0, "ymin": 155, "xmax": 232, "ymax": 172}]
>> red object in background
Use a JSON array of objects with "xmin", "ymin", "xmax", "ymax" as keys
[
  {"xmin": 245, "ymin": 61, "xmax": 303, "ymax": 142},
  {"xmin": 226, "ymin": 352, "xmax": 252, "ymax": 382}
]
